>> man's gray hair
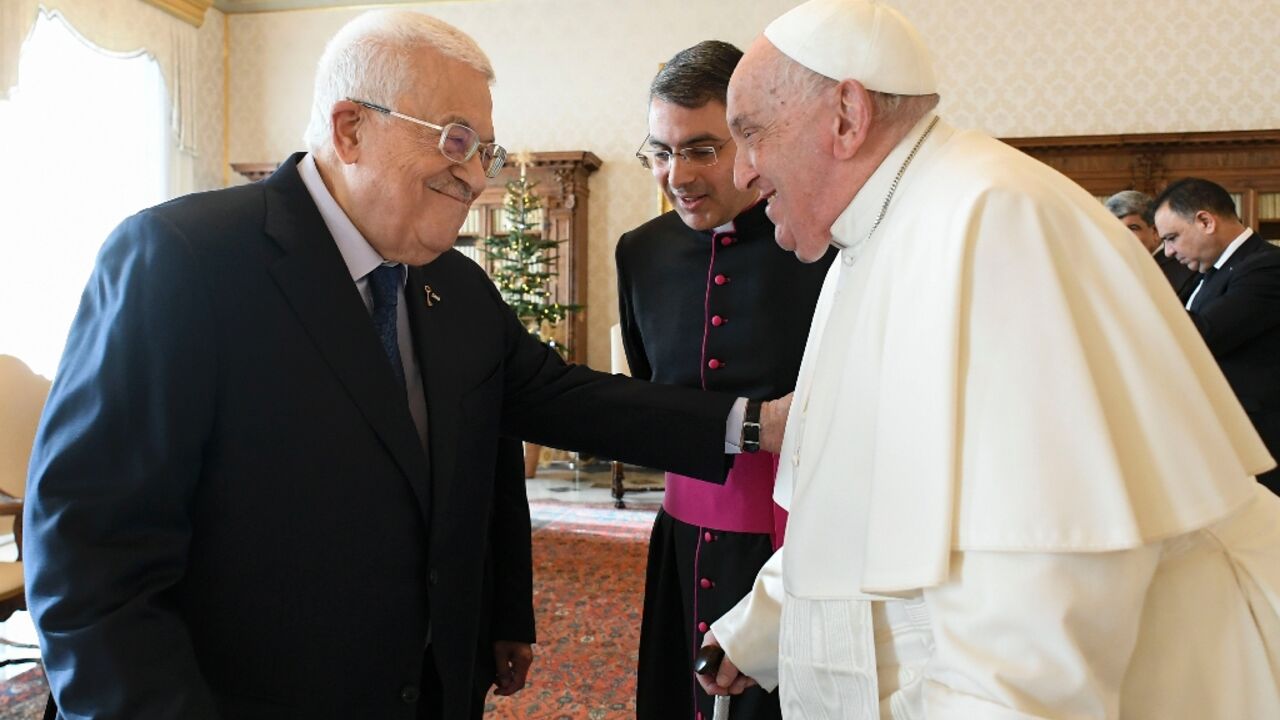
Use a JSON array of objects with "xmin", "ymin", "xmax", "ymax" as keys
[
  {"xmin": 302, "ymin": 9, "xmax": 495, "ymax": 152},
  {"xmin": 769, "ymin": 50, "xmax": 939, "ymax": 126},
  {"xmin": 1105, "ymin": 190, "xmax": 1155, "ymax": 225}
]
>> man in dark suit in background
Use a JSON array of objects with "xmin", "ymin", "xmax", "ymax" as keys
[
  {"xmin": 619, "ymin": 41, "xmax": 834, "ymax": 720},
  {"xmin": 24, "ymin": 10, "xmax": 781, "ymax": 719},
  {"xmin": 1155, "ymin": 177, "xmax": 1280, "ymax": 494},
  {"xmin": 1106, "ymin": 189, "xmax": 1198, "ymax": 302}
]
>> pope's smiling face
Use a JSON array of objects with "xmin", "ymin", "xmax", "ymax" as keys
[{"xmin": 727, "ymin": 39, "xmax": 841, "ymax": 264}]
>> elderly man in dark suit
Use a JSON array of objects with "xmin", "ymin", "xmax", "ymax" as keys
[
  {"xmin": 1106, "ymin": 189, "xmax": 1198, "ymax": 302},
  {"xmin": 1155, "ymin": 177, "xmax": 1280, "ymax": 494},
  {"xmin": 24, "ymin": 10, "xmax": 779, "ymax": 719}
]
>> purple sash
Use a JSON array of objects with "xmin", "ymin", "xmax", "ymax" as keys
[{"xmin": 664, "ymin": 451, "xmax": 787, "ymax": 548}]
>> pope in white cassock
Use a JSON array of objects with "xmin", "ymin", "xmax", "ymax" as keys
[{"xmin": 697, "ymin": 1, "xmax": 1280, "ymax": 718}]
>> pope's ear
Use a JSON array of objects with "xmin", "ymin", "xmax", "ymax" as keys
[
  {"xmin": 832, "ymin": 79, "xmax": 872, "ymax": 160},
  {"xmin": 330, "ymin": 99, "xmax": 365, "ymax": 165}
]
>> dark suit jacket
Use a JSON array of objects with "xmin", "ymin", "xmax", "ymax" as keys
[
  {"xmin": 1187, "ymin": 233, "xmax": 1280, "ymax": 492},
  {"xmin": 1155, "ymin": 250, "xmax": 1199, "ymax": 304},
  {"xmin": 25, "ymin": 154, "xmax": 735, "ymax": 719}
]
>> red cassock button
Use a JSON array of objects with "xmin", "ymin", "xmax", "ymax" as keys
[
  {"xmin": 714, "ymin": 274, "xmax": 728, "ymax": 285},
  {"xmin": 707, "ymin": 359, "xmax": 722, "ymax": 370},
  {"xmin": 711, "ymin": 315, "xmax": 725, "ymax": 326},
  {"xmin": 700, "ymin": 578, "xmax": 713, "ymax": 589},
  {"xmin": 704, "ymin": 531, "xmax": 714, "ymax": 542},
  {"xmin": 720, "ymin": 235, "xmax": 734, "ymax": 247},
  {"xmin": 698, "ymin": 621, "xmax": 710, "ymax": 633}
]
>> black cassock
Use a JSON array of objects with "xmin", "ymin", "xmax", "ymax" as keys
[{"xmin": 616, "ymin": 201, "xmax": 835, "ymax": 720}]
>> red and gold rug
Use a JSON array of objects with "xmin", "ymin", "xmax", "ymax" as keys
[
  {"xmin": 0, "ymin": 666, "xmax": 46, "ymax": 720},
  {"xmin": 485, "ymin": 500, "xmax": 654, "ymax": 719}
]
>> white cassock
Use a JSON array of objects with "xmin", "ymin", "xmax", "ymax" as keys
[{"xmin": 711, "ymin": 112, "xmax": 1280, "ymax": 719}]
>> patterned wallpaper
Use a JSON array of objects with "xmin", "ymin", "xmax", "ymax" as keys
[
  {"xmin": 193, "ymin": 8, "xmax": 226, "ymax": 192},
  {"xmin": 225, "ymin": 0, "xmax": 1280, "ymax": 370}
]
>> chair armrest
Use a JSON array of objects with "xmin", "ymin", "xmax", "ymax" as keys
[
  {"xmin": 0, "ymin": 493, "xmax": 21, "ymax": 516},
  {"xmin": 0, "ymin": 493, "xmax": 23, "ymax": 559}
]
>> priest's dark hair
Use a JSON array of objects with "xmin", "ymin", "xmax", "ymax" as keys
[
  {"xmin": 1154, "ymin": 177, "xmax": 1240, "ymax": 222},
  {"xmin": 650, "ymin": 40, "xmax": 743, "ymax": 109}
]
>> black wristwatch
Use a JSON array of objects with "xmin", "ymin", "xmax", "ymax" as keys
[{"xmin": 742, "ymin": 399, "xmax": 762, "ymax": 453}]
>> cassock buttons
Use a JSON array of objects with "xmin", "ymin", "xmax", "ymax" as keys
[
  {"xmin": 700, "ymin": 578, "xmax": 714, "ymax": 589},
  {"xmin": 714, "ymin": 273, "xmax": 729, "ymax": 286},
  {"xmin": 703, "ymin": 531, "xmax": 715, "ymax": 542},
  {"xmin": 711, "ymin": 315, "xmax": 725, "ymax": 327},
  {"xmin": 707, "ymin": 359, "xmax": 723, "ymax": 370},
  {"xmin": 720, "ymin": 235, "xmax": 735, "ymax": 247},
  {"xmin": 697, "ymin": 621, "xmax": 709, "ymax": 633}
]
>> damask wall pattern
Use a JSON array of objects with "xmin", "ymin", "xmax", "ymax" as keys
[
  {"xmin": 192, "ymin": 8, "xmax": 225, "ymax": 193},
  {"xmin": 226, "ymin": 0, "xmax": 1280, "ymax": 370}
]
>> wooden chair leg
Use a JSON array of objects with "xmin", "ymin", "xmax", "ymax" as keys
[{"xmin": 610, "ymin": 461, "xmax": 626, "ymax": 509}]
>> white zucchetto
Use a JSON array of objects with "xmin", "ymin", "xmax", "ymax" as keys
[{"xmin": 764, "ymin": 0, "xmax": 937, "ymax": 95}]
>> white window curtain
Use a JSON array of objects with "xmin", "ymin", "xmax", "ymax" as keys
[
  {"xmin": 0, "ymin": 11, "xmax": 168, "ymax": 379},
  {"xmin": 2, "ymin": 0, "xmax": 201, "ymax": 192}
]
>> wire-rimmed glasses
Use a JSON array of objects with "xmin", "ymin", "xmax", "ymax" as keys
[
  {"xmin": 635, "ymin": 139, "xmax": 721, "ymax": 170},
  {"xmin": 349, "ymin": 98, "xmax": 507, "ymax": 178}
]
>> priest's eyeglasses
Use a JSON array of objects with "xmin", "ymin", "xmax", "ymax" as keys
[
  {"xmin": 349, "ymin": 98, "xmax": 507, "ymax": 178},
  {"xmin": 635, "ymin": 140, "xmax": 720, "ymax": 170}
]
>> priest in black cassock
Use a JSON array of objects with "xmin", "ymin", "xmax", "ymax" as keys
[{"xmin": 617, "ymin": 40, "xmax": 835, "ymax": 720}]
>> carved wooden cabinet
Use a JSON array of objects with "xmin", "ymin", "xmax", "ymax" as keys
[
  {"xmin": 1004, "ymin": 130, "xmax": 1280, "ymax": 240},
  {"xmin": 455, "ymin": 151, "xmax": 601, "ymax": 364}
]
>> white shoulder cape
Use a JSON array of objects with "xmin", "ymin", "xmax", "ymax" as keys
[{"xmin": 775, "ymin": 114, "xmax": 1274, "ymax": 596}]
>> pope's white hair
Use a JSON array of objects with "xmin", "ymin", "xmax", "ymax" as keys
[{"xmin": 302, "ymin": 9, "xmax": 495, "ymax": 152}]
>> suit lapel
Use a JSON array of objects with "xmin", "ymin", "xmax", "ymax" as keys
[
  {"xmin": 262, "ymin": 155, "xmax": 432, "ymax": 521},
  {"xmin": 406, "ymin": 264, "xmax": 462, "ymax": 518}
]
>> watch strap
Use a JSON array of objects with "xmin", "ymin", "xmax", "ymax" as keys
[{"xmin": 742, "ymin": 399, "xmax": 762, "ymax": 453}]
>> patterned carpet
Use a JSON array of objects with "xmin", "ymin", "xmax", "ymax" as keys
[
  {"xmin": 486, "ymin": 500, "xmax": 654, "ymax": 718},
  {"xmin": 0, "ymin": 666, "xmax": 45, "ymax": 720},
  {"xmin": 0, "ymin": 500, "xmax": 655, "ymax": 720}
]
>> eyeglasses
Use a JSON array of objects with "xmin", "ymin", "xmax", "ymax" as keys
[
  {"xmin": 635, "ymin": 139, "xmax": 721, "ymax": 170},
  {"xmin": 349, "ymin": 98, "xmax": 507, "ymax": 178}
]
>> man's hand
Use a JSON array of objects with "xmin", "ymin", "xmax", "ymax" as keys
[
  {"xmin": 492, "ymin": 641, "xmax": 533, "ymax": 696},
  {"xmin": 695, "ymin": 630, "xmax": 757, "ymax": 696},
  {"xmin": 759, "ymin": 393, "xmax": 792, "ymax": 454}
]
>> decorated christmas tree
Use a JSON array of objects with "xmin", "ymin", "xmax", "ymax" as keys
[{"xmin": 484, "ymin": 155, "xmax": 580, "ymax": 358}]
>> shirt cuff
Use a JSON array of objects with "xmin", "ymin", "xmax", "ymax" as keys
[{"xmin": 724, "ymin": 396, "xmax": 748, "ymax": 453}]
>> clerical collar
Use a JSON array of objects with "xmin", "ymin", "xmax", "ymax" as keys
[{"xmin": 829, "ymin": 112, "xmax": 944, "ymax": 260}]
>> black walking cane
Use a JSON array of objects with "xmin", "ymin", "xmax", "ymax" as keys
[{"xmin": 694, "ymin": 645, "xmax": 732, "ymax": 720}]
